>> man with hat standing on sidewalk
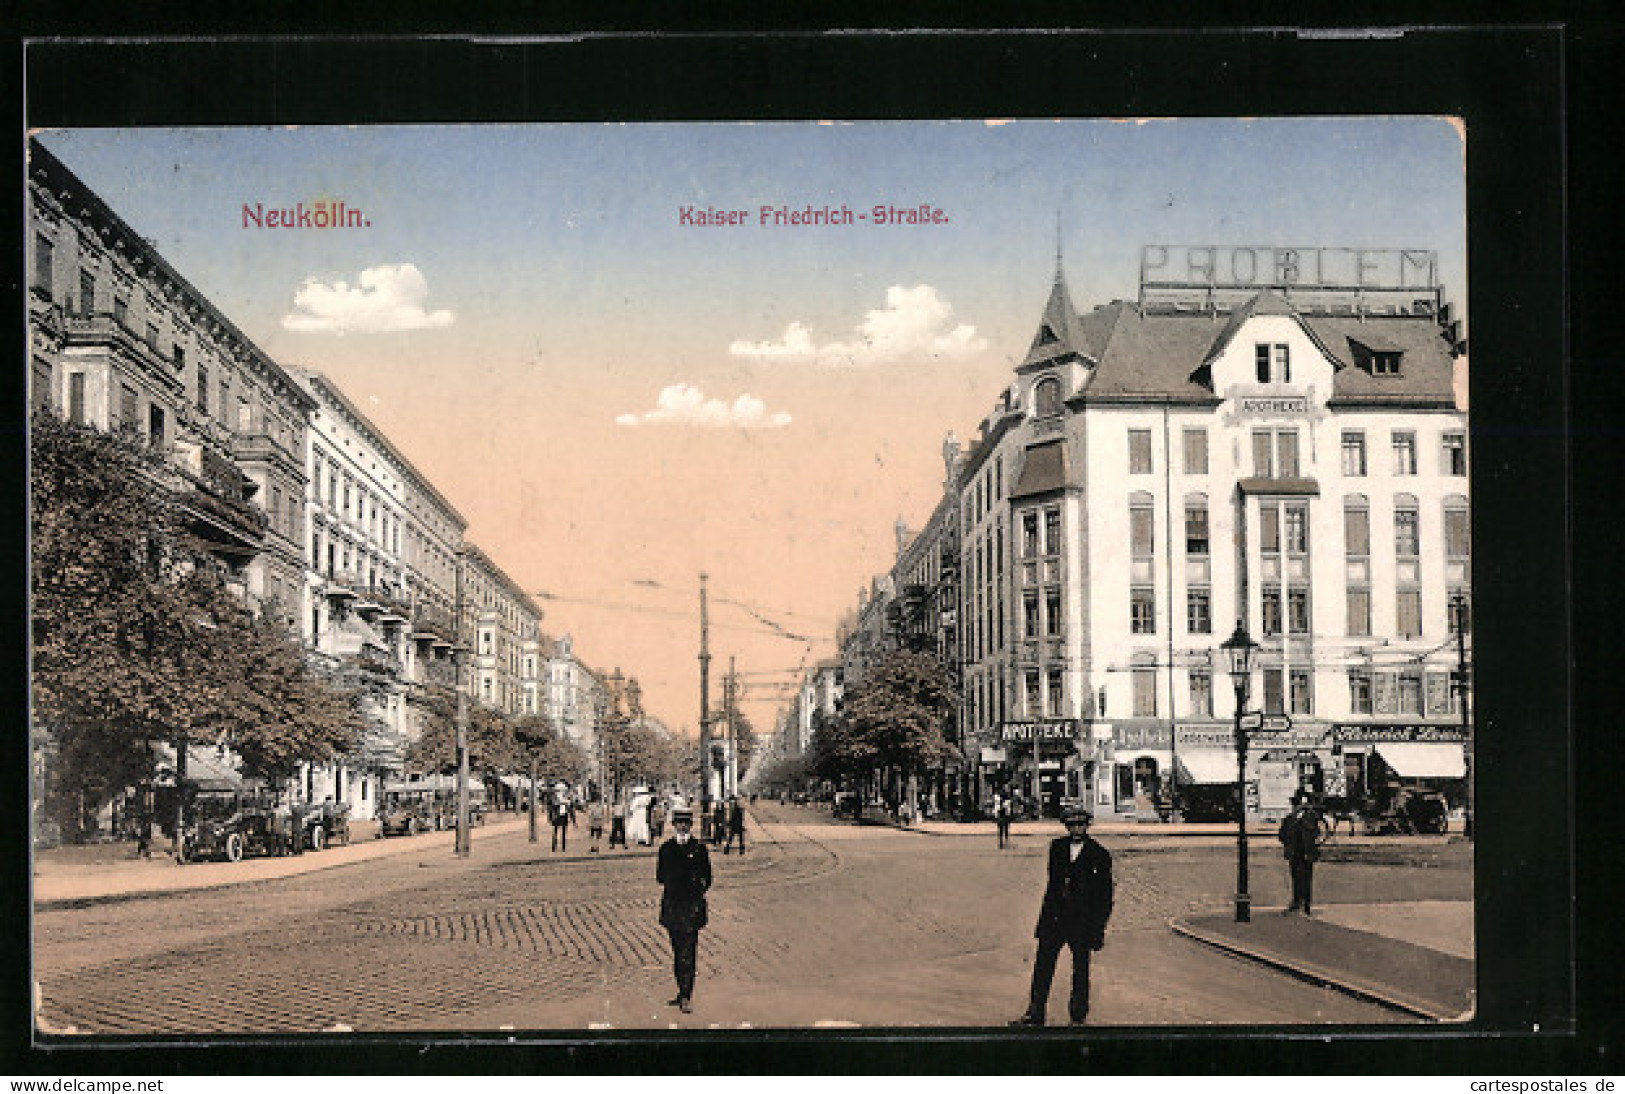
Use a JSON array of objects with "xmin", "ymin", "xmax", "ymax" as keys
[
  {"xmin": 656, "ymin": 806, "xmax": 712, "ymax": 1014},
  {"xmin": 1278, "ymin": 790, "xmax": 1322, "ymax": 916},
  {"xmin": 1010, "ymin": 804, "xmax": 1113, "ymax": 1027}
]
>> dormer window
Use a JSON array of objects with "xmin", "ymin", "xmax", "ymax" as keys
[
  {"xmin": 1255, "ymin": 343, "xmax": 1291, "ymax": 384},
  {"xmin": 1350, "ymin": 336, "xmax": 1405, "ymax": 376},
  {"xmin": 1034, "ymin": 376, "xmax": 1062, "ymax": 417}
]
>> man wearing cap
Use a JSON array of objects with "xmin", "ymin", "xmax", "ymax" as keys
[
  {"xmin": 1010, "ymin": 805, "xmax": 1113, "ymax": 1027},
  {"xmin": 656, "ymin": 806, "xmax": 712, "ymax": 1014}
]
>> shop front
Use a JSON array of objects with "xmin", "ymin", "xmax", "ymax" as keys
[
  {"xmin": 998, "ymin": 719, "xmax": 1088, "ymax": 818},
  {"xmin": 1330, "ymin": 723, "xmax": 1469, "ymax": 816},
  {"xmin": 1106, "ymin": 722, "xmax": 1336, "ymax": 821}
]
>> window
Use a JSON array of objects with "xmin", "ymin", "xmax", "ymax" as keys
[
  {"xmin": 1047, "ymin": 668, "xmax": 1064, "ymax": 717},
  {"xmin": 1372, "ymin": 352, "xmax": 1402, "ymax": 376},
  {"xmin": 1023, "ymin": 512, "xmax": 1039, "ymax": 558},
  {"xmin": 1132, "ymin": 668, "xmax": 1157, "ymax": 717},
  {"xmin": 1252, "ymin": 430, "xmax": 1274, "ymax": 477},
  {"xmin": 1256, "ymin": 343, "xmax": 1291, "ymax": 383},
  {"xmin": 1183, "ymin": 427, "xmax": 1208, "ymax": 475},
  {"xmin": 1185, "ymin": 504, "xmax": 1209, "ymax": 555},
  {"xmin": 1342, "ymin": 431, "xmax": 1367, "ymax": 476},
  {"xmin": 1348, "ymin": 671, "xmax": 1374, "ymax": 714},
  {"xmin": 1130, "ymin": 503, "xmax": 1154, "ymax": 557},
  {"xmin": 1023, "ymin": 591, "xmax": 1039, "ymax": 638},
  {"xmin": 270, "ymin": 487, "xmax": 282, "ymax": 534},
  {"xmin": 172, "ymin": 344, "xmax": 185, "ymax": 374},
  {"xmin": 1044, "ymin": 587, "xmax": 1062, "ymax": 637},
  {"xmin": 237, "ymin": 398, "xmax": 252, "ymax": 432},
  {"xmin": 1395, "ymin": 507, "xmax": 1420, "ymax": 557},
  {"xmin": 1283, "ymin": 504, "xmax": 1308, "ymax": 554},
  {"xmin": 1445, "ymin": 504, "xmax": 1470, "ymax": 559},
  {"xmin": 197, "ymin": 365, "xmax": 210, "ymax": 414},
  {"xmin": 1035, "ymin": 376, "xmax": 1062, "ymax": 416},
  {"xmin": 1290, "ymin": 669, "xmax": 1313, "ymax": 715},
  {"xmin": 1130, "ymin": 587, "xmax": 1156, "ymax": 634},
  {"xmin": 1392, "ymin": 431, "xmax": 1418, "ymax": 475},
  {"xmin": 1263, "ymin": 668, "xmax": 1284, "ymax": 715},
  {"xmin": 1189, "ymin": 670, "xmax": 1213, "ymax": 717},
  {"xmin": 148, "ymin": 405, "xmax": 165, "ymax": 449},
  {"xmin": 1442, "ymin": 432, "xmax": 1467, "ymax": 476},
  {"xmin": 1261, "ymin": 587, "xmax": 1283, "ymax": 636},
  {"xmin": 1025, "ymin": 669, "xmax": 1041, "ymax": 715},
  {"xmin": 1347, "ymin": 588, "xmax": 1371, "ymax": 636},
  {"xmin": 113, "ymin": 294, "xmax": 128, "ymax": 324},
  {"xmin": 78, "ymin": 270, "xmax": 95, "ymax": 316},
  {"xmin": 1397, "ymin": 589, "xmax": 1423, "ymax": 638},
  {"xmin": 67, "ymin": 372, "xmax": 86, "ymax": 424},
  {"xmin": 1276, "ymin": 430, "xmax": 1300, "ymax": 477},
  {"xmin": 1287, "ymin": 588, "xmax": 1310, "ymax": 634},
  {"xmin": 118, "ymin": 383, "xmax": 138, "ymax": 432},
  {"xmin": 1345, "ymin": 502, "xmax": 1370, "ymax": 557},
  {"xmin": 1043, "ymin": 508, "xmax": 1061, "ymax": 555},
  {"xmin": 33, "ymin": 234, "xmax": 53, "ymax": 293},
  {"xmin": 1187, "ymin": 589, "xmax": 1211, "ymax": 634},
  {"xmin": 1398, "ymin": 673, "xmax": 1423, "ymax": 714},
  {"xmin": 1259, "ymin": 504, "xmax": 1280, "ymax": 554},
  {"xmin": 1128, "ymin": 429, "xmax": 1153, "ymax": 474}
]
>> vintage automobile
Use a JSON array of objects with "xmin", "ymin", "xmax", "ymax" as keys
[
  {"xmin": 378, "ymin": 776, "xmax": 486, "ymax": 837},
  {"xmin": 297, "ymin": 798, "xmax": 352, "ymax": 850},
  {"xmin": 177, "ymin": 785, "xmax": 298, "ymax": 862}
]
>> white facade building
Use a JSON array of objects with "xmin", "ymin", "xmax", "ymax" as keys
[{"xmin": 957, "ymin": 248, "xmax": 1469, "ymax": 821}]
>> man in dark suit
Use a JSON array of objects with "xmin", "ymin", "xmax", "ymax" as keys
[
  {"xmin": 1010, "ymin": 804, "xmax": 1113, "ymax": 1027},
  {"xmin": 656, "ymin": 806, "xmax": 712, "ymax": 1013},
  {"xmin": 1278, "ymin": 791, "xmax": 1321, "ymax": 915}
]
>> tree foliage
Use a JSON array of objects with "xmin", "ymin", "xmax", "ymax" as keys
[
  {"xmin": 809, "ymin": 648, "xmax": 959, "ymax": 784},
  {"xmin": 30, "ymin": 411, "xmax": 365, "ymax": 836}
]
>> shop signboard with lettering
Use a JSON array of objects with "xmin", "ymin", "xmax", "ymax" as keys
[
  {"xmin": 1331, "ymin": 723, "xmax": 1467, "ymax": 744},
  {"xmin": 1175, "ymin": 724, "xmax": 1329, "ymax": 750},
  {"xmin": 1140, "ymin": 245, "xmax": 1438, "ymax": 294},
  {"xmin": 1000, "ymin": 720, "xmax": 1078, "ymax": 742}
]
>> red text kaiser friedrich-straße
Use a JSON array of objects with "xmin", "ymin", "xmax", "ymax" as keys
[{"xmin": 679, "ymin": 203, "xmax": 949, "ymax": 227}]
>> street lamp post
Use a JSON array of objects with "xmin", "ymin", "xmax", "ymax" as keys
[{"xmin": 1221, "ymin": 620, "xmax": 1259, "ymax": 924}]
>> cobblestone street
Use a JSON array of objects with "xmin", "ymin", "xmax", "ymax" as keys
[{"xmin": 33, "ymin": 804, "xmax": 1471, "ymax": 1034}]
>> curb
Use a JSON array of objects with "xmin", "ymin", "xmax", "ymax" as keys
[{"xmin": 1168, "ymin": 915, "xmax": 1470, "ymax": 1022}]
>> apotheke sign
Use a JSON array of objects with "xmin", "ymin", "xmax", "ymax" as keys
[{"xmin": 1001, "ymin": 720, "xmax": 1079, "ymax": 743}]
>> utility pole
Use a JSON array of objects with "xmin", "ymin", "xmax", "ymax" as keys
[
  {"xmin": 726, "ymin": 655, "xmax": 738, "ymax": 798},
  {"xmin": 454, "ymin": 548, "xmax": 471, "ymax": 857},
  {"xmin": 698, "ymin": 573, "xmax": 712, "ymax": 838}
]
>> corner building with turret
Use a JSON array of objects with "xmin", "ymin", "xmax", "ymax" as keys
[{"xmin": 952, "ymin": 247, "xmax": 1470, "ymax": 824}]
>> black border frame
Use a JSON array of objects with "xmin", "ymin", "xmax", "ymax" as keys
[{"xmin": 6, "ymin": 25, "xmax": 1591, "ymax": 1075}]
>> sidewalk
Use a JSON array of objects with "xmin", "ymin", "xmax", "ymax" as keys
[
  {"xmin": 32, "ymin": 815, "xmax": 538, "ymax": 906},
  {"xmin": 1170, "ymin": 900, "xmax": 1475, "ymax": 1021}
]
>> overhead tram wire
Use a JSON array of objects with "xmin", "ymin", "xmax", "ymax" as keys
[{"xmin": 529, "ymin": 589, "xmax": 832, "ymax": 644}]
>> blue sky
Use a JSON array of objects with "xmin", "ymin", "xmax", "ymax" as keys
[{"xmin": 35, "ymin": 118, "xmax": 1467, "ymax": 733}]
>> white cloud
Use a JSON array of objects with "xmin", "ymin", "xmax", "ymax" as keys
[
  {"xmin": 616, "ymin": 384, "xmax": 792, "ymax": 430},
  {"xmin": 729, "ymin": 284, "xmax": 987, "ymax": 366},
  {"xmin": 282, "ymin": 263, "xmax": 455, "ymax": 334}
]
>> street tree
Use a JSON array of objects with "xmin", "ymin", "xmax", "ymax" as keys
[
  {"xmin": 30, "ymin": 411, "xmax": 365, "ymax": 838},
  {"xmin": 821, "ymin": 648, "xmax": 959, "ymax": 803}
]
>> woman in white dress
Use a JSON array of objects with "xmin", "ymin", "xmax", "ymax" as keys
[{"xmin": 626, "ymin": 785, "xmax": 652, "ymax": 845}]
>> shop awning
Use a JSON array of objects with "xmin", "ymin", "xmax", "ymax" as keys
[
  {"xmin": 1374, "ymin": 743, "xmax": 1466, "ymax": 779},
  {"xmin": 1175, "ymin": 749, "xmax": 1238, "ymax": 785}
]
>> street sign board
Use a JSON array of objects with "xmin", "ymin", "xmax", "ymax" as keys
[
  {"xmin": 1257, "ymin": 714, "xmax": 1293, "ymax": 733},
  {"xmin": 1238, "ymin": 712, "xmax": 1262, "ymax": 732}
]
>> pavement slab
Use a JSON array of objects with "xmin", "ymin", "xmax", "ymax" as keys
[{"xmin": 1171, "ymin": 904, "xmax": 1474, "ymax": 1021}]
